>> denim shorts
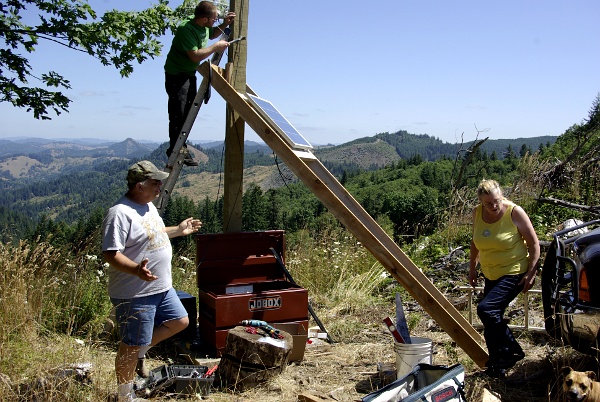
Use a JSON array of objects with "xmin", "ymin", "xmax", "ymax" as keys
[{"xmin": 110, "ymin": 287, "xmax": 188, "ymax": 346}]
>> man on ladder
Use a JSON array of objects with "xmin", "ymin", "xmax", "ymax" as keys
[{"xmin": 164, "ymin": 1, "xmax": 235, "ymax": 166}]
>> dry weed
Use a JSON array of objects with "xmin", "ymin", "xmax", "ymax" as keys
[{"xmin": 1, "ymin": 225, "xmax": 597, "ymax": 401}]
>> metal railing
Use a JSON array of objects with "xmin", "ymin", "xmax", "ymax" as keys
[{"xmin": 457, "ymin": 286, "xmax": 546, "ymax": 333}]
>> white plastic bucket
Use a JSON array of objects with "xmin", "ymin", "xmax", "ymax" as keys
[{"xmin": 394, "ymin": 337, "xmax": 433, "ymax": 379}]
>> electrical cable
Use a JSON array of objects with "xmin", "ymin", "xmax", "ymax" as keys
[
  {"xmin": 214, "ymin": 142, "xmax": 225, "ymax": 206},
  {"xmin": 273, "ymin": 152, "xmax": 295, "ymax": 198}
]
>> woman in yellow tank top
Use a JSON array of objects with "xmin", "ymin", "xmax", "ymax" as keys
[{"xmin": 469, "ymin": 179, "xmax": 539, "ymax": 378}]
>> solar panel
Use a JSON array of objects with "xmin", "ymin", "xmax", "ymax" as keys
[{"xmin": 247, "ymin": 94, "xmax": 313, "ymax": 151}]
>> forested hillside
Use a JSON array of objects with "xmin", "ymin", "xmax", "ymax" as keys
[
  {"xmin": 0, "ymin": 94, "xmax": 597, "ymax": 402},
  {"xmin": 0, "ymin": 114, "xmax": 590, "ymax": 247},
  {"xmin": 0, "ymin": 138, "xmax": 154, "ymax": 184},
  {"xmin": 313, "ymin": 131, "xmax": 556, "ymax": 175}
]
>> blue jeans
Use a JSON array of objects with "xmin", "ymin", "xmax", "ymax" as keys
[
  {"xmin": 165, "ymin": 72, "xmax": 197, "ymax": 156},
  {"xmin": 111, "ymin": 288, "xmax": 188, "ymax": 347},
  {"xmin": 477, "ymin": 273, "xmax": 525, "ymax": 367}
]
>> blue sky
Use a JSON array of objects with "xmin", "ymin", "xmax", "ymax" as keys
[{"xmin": 2, "ymin": 0, "xmax": 599, "ymax": 146}]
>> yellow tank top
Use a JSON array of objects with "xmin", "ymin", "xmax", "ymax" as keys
[{"xmin": 473, "ymin": 201, "xmax": 528, "ymax": 280}]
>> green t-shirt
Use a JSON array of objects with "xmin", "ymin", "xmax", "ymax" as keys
[{"xmin": 164, "ymin": 17, "xmax": 215, "ymax": 76}]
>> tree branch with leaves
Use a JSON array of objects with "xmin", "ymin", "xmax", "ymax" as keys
[{"xmin": 0, "ymin": 0, "xmax": 192, "ymax": 120}]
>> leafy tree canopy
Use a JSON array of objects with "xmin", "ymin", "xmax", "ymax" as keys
[{"xmin": 0, "ymin": 0, "xmax": 194, "ymax": 120}]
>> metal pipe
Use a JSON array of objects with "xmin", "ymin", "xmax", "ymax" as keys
[{"xmin": 457, "ymin": 286, "xmax": 543, "ymax": 333}]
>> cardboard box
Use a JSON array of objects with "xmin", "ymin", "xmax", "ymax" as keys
[
  {"xmin": 308, "ymin": 326, "xmax": 329, "ymax": 339},
  {"xmin": 197, "ymin": 317, "xmax": 308, "ymax": 357},
  {"xmin": 273, "ymin": 322, "xmax": 308, "ymax": 362}
]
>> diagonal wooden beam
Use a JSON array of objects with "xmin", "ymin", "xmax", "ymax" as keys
[{"xmin": 198, "ymin": 62, "xmax": 489, "ymax": 368}]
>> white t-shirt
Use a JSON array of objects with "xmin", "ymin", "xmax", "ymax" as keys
[{"xmin": 102, "ymin": 195, "xmax": 172, "ymax": 299}]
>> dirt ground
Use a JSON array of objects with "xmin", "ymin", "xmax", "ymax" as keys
[
  {"xmin": 128, "ymin": 302, "xmax": 598, "ymax": 402},
  {"xmin": 88, "ymin": 261, "xmax": 597, "ymax": 402}
]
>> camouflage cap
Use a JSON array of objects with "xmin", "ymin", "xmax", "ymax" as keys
[{"xmin": 127, "ymin": 160, "xmax": 169, "ymax": 185}]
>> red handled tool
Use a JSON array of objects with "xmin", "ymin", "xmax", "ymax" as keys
[
  {"xmin": 203, "ymin": 365, "xmax": 218, "ymax": 378},
  {"xmin": 383, "ymin": 316, "xmax": 405, "ymax": 343}
]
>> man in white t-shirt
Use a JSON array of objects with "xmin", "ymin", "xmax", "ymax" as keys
[{"xmin": 102, "ymin": 160, "xmax": 202, "ymax": 402}]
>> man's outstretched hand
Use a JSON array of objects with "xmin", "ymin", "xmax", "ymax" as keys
[{"xmin": 179, "ymin": 217, "xmax": 202, "ymax": 236}]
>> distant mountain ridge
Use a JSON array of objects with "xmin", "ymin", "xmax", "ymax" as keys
[
  {"xmin": 0, "ymin": 132, "xmax": 558, "ymax": 183},
  {"xmin": 0, "ymin": 137, "xmax": 156, "ymax": 184},
  {"xmin": 0, "ymin": 131, "xmax": 559, "ymax": 228},
  {"xmin": 0, "ymin": 137, "xmax": 154, "ymax": 159},
  {"xmin": 313, "ymin": 130, "xmax": 557, "ymax": 170}
]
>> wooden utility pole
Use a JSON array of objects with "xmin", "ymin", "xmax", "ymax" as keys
[{"xmin": 223, "ymin": 0, "xmax": 249, "ymax": 232}]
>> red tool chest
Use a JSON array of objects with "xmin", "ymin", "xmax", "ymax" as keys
[{"xmin": 195, "ymin": 230, "xmax": 308, "ymax": 356}]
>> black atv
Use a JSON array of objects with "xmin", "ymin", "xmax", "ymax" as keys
[{"xmin": 542, "ymin": 219, "xmax": 600, "ymax": 356}]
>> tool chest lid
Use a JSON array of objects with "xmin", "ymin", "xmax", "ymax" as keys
[
  {"xmin": 196, "ymin": 230, "xmax": 287, "ymax": 286},
  {"xmin": 196, "ymin": 230, "xmax": 285, "ymax": 260}
]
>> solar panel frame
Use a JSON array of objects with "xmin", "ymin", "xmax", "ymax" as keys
[{"xmin": 246, "ymin": 94, "xmax": 313, "ymax": 151}]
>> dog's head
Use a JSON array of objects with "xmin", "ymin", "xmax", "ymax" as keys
[{"xmin": 563, "ymin": 366, "xmax": 598, "ymax": 402}]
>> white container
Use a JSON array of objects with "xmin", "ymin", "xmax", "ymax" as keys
[
  {"xmin": 308, "ymin": 326, "xmax": 328, "ymax": 339},
  {"xmin": 393, "ymin": 336, "xmax": 433, "ymax": 379}
]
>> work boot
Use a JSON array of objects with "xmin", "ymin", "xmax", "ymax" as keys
[
  {"xmin": 183, "ymin": 153, "xmax": 199, "ymax": 167},
  {"xmin": 484, "ymin": 366, "xmax": 506, "ymax": 379},
  {"xmin": 135, "ymin": 358, "xmax": 150, "ymax": 378},
  {"xmin": 182, "ymin": 146, "xmax": 199, "ymax": 166},
  {"xmin": 494, "ymin": 352, "xmax": 525, "ymax": 370}
]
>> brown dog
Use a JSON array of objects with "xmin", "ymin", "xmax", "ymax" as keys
[{"xmin": 562, "ymin": 366, "xmax": 600, "ymax": 402}]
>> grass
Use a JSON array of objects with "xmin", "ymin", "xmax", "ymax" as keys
[
  {"xmin": 0, "ymin": 211, "xmax": 592, "ymax": 401},
  {"xmin": 0, "ymin": 238, "xmax": 113, "ymax": 401},
  {"xmin": 0, "ymin": 223, "xmax": 396, "ymax": 401}
]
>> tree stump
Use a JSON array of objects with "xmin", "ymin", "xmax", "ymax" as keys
[{"xmin": 217, "ymin": 325, "xmax": 293, "ymax": 391}]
